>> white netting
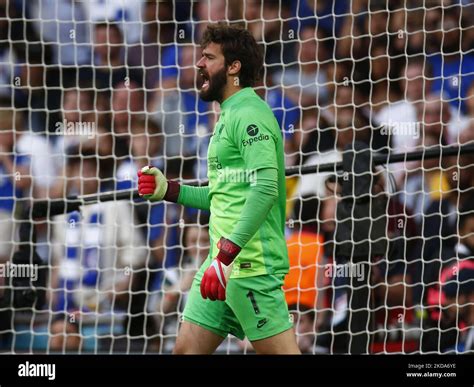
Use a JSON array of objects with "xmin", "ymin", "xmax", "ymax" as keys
[{"xmin": 0, "ymin": 0, "xmax": 473, "ymax": 354}]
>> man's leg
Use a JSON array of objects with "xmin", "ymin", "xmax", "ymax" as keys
[
  {"xmin": 173, "ymin": 321, "xmax": 225, "ymax": 354},
  {"xmin": 227, "ymin": 274, "xmax": 301, "ymax": 354},
  {"xmin": 250, "ymin": 327, "xmax": 300, "ymax": 354},
  {"xmin": 174, "ymin": 263, "xmax": 244, "ymax": 354}
]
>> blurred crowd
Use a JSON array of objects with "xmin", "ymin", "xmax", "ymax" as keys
[{"xmin": 0, "ymin": 0, "xmax": 473, "ymax": 354}]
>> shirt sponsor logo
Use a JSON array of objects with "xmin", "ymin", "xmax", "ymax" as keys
[
  {"xmin": 243, "ymin": 124, "xmax": 270, "ymax": 146},
  {"xmin": 246, "ymin": 124, "xmax": 259, "ymax": 136}
]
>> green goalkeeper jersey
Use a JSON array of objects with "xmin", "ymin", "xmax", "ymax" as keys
[{"xmin": 206, "ymin": 87, "xmax": 289, "ymax": 278}]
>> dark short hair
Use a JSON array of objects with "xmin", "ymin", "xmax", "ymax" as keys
[
  {"xmin": 94, "ymin": 21, "xmax": 123, "ymax": 41},
  {"xmin": 200, "ymin": 23, "xmax": 263, "ymax": 88}
]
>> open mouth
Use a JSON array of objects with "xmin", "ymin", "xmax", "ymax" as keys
[{"xmin": 200, "ymin": 71, "xmax": 209, "ymax": 90}]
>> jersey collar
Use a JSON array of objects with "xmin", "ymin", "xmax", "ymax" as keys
[{"xmin": 220, "ymin": 87, "xmax": 255, "ymax": 111}]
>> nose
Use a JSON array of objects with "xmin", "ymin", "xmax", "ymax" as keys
[{"xmin": 196, "ymin": 56, "xmax": 205, "ymax": 69}]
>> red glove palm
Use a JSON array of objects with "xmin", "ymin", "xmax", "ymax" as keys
[{"xmin": 200, "ymin": 238, "xmax": 241, "ymax": 301}]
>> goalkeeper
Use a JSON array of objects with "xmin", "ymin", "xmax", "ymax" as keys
[{"xmin": 138, "ymin": 23, "xmax": 299, "ymax": 354}]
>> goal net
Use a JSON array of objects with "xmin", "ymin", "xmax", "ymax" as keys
[{"xmin": 0, "ymin": 0, "xmax": 473, "ymax": 354}]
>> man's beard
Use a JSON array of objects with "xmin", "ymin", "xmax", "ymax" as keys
[{"xmin": 199, "ymin": 66, "xmax": 227, "ymax": 103}]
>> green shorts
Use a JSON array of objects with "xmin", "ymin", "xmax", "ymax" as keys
[{"xmin": 182, "ymin": 264, "xmax": 293, "ymax": 342}]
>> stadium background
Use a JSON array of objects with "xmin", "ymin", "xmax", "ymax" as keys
[{"xmin": 0, "ymin": 0, "xmax": 473, "ymax": 354}]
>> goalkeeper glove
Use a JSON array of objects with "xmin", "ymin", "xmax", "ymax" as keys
[
  {"xmin": 137, "ymin": 166, "xmax": 180, "ymax": 202},
  {"xmin": 200, "ymin": 237, "xmax": 241, "ymax": 301}
]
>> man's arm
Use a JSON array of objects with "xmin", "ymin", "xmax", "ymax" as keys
[
  {"xmin": 137, "ymin": 166, "xmax": 211, "ymax": 210},
  {"xmin": 225, "ymin": 107, "xmax": 281, "ymax": 248},
  {"xmin": 177, "ymin": 185, "xmax": 211, "ymax": 211},
  {"xmin": 227, "ymin": 167, "xmax": 278, "ymax": 248}
]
